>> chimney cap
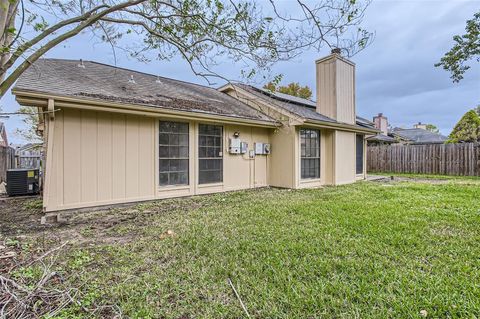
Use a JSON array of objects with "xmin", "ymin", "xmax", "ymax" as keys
[{"xmin": 331, "ymin": 48, "xmax": 342, "ymax": 55}]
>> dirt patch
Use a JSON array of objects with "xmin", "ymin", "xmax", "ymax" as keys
[
  {"xmin": 0, "ymin": 196, "xmax": 46, "ymax": 236},
  {"xmin": 0, "ymin": 195, "xmax": 212, "ymax": 249}
]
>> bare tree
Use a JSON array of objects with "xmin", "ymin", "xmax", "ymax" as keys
[{"xmin": 0, "ymin": 0, "xmax": 373, "ymax": 98}]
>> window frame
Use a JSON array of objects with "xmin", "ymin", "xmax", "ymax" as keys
[
  {"xmin": 158, "ymin": 120, "xmax": 190, "ymax": 187},
  {"xmin": 198, "ymin": 123, "xmax": 223, "ymax": 185},
  {"xmin": 300, "ymin": 128, "xmax": 321, "ymax": 180},
  {"xmin": 356, "ymin": 134, "xmax": 364, "ymax": 175}
]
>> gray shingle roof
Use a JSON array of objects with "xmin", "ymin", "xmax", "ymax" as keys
[
  {"xmin": 367, "ymin": 134, "xmax": 396, "ymax": 143},
  {"xmin": 234, "ymin": 84, "xmax": 372, "ymax": 129},
  {"xmin": 235, "ymin": 84, "xmax": 337, "ymax": 123},
  {"xmin": 14, "ymin": 59, "xmax": 276, "ymax": 123},
  {"xmin": 355, "ymin": 116, "xmax": 375, "ymax": 128},
  {"xmin": 391, "ymin": 128, "xmax": 447, "ymax": 144}
]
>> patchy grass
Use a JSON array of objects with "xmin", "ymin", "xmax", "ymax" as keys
[{"xmin": 2, "ymin": 178, "xmax": 480, "ymax": 318}]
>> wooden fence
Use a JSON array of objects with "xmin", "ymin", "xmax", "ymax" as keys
[
  {"xmin": 367, "ymin": 143, "xmax": 480, "ymax": 176},
  {"xmin": 0, "ymin": 146, "xmax": 15, "ymax": 183}
]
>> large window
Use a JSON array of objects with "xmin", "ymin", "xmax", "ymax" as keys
[
  {"xmin": 198, "ymin": 124, "xmax": 223, "ymax": 184},
  {"xmin": 159, "ymin": 121, "xmax": 189, "ymax": 186},
  {"xmin": 356, "ymin": 134, "xmax": 364, "ymax": 174},
  {"xmin": 300, "ymin": 128, "xmax": 320, "ymax": 179}
]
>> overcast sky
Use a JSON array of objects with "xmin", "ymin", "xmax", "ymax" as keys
[{"xmin": 1, "ymin": 0, "xmax": 479, "ymax": 144}]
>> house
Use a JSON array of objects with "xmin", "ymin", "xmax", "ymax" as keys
[
  {"xmin": 14, "ymin": 143, "xmax": 43, "ymax": 169},
  {"xmin": 367, "ymin": 113, "xmax": 447, "ymax": 145},
  {"xmin": 366, "ymin": 113, "xmax": 397, "ymax": 145},
  {"xmin": 0, "ymin": 122, "xmax": 8, "ymax": 147},
  {"xmin": 390, "ymin": 127, "xmax": 447, "ymax": 144},
  {"xmin": 12, "ymin": 51, "xmax": 377, "ymax": 212}
]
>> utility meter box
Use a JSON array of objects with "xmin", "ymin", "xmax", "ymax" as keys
[
  {"xmin": 263, "ymin": 143, "xmax": 271, "ymax": 154},
  {"xmin": 229, "ymin": 138, "xmax": 248, "ymax": 154},
  {"xmin": 229, "ymin": 137, "xmax": 241, "ymax": 154},
  {"xmin": 254, "ymin": 142, "xmax": 271, "ymax": 155},
  {"xmin": 240, "ymin": 142, "xmax": 248, "ymax": 154}
]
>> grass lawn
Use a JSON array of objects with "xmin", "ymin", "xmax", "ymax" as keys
[{"xmin": 2, "ymin": 177, "xmax": 480, "ymax": 318}]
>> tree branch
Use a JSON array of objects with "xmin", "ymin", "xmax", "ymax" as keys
[{"xmin": 0, "ymin": 0, "xmax": 145, "ymax": 97}]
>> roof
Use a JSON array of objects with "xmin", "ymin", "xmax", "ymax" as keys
[
  {"xmin": 15, "ymin": 143, "xmax": 43, "ymax": 152},
  {"xmin": 356, "ymin": 116, "xmax": 375, "ymax": 129},
  {"xmin": 231, "ymin": 84, "xmax": 373, "ymax": 129},
  {"xmin": 391, "ymin": 128, "xmax": 447, "ymax": 144},
  {"xmin": 13, "ymin": 59, "xmax": 276, "ymax": 124},
  {"xmin": 367, "ymin": 134, "xmax": 397, "ymax": 143},
  {"xmin": 235, "ymin": 84, "xmax": 336, "ymax": 123}
]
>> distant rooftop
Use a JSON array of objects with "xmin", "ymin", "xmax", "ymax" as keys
[{"xmin": 391, "ymin": 127, "xmax": 448, "ymax": 144}]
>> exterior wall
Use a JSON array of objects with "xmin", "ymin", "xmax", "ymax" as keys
[
  {"xmin": 43, "ymin": 108, "xmax": 270, "ymax": 212},
  {"xmin": 315, "ymin": 59, "xmax": 336, "ymax": 120},
  {"xmin": 45, "ymin": 109, "xmax": 156, "ymax": 211},
  {"xmin": 334, "ymin": 131, "xmax": 356, "ymax": 185},
  {"xmin": 295, "ymin": 127, "xmax": 335, "ymax": 189},
  {"xmin": 192, "ymin": 123, "xmax": 270, "ymax": 196},
  {"xmin": 316, "ymin": 55, "xmax": 356, "ymax": 125},
  {"xmin": 335, "ymin": 60, "xmax": 355, "ymax": 124},
  {"xmin": 267, "ymin": 125, "xmax": 296, "ymax": 188}
]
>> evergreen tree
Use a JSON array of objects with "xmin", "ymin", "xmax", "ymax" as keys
[{"xmin": 448, "ymin": 110, "xmax": 480, "ymax": 143}]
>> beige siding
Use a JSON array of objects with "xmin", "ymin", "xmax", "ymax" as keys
[
  {"xmin": 316, "ymin": 59, "xmax": 336, "ymax": 119},
  {"xmin": 46, "ymin": 109, "xmax": 156, "ymax": 211},
  {"xmin": 44, "ymin": 108, "xmax": 271, "ymax": 211},
  {"xmin": 334, "ymin": 131, "xmax": 356, "ymax": 184},
  {"xmin": 295, "ymin": 127, "xmax": 336, "ymax": 188},
  {"xmin": 155, "ymin": 122, "xmax": 270, "ymax": 197},
  {"xmin": 335, "ymin": 61, "xmax": 355, "ymax": 124},
  {"xmin": 321, "ymin": 129, "xmax": 335, "ymax": 185},
  {"xmin": 267, "ymin": 125, "xmax": 296, "ymax": 188},
  {"xmin": 315, "ymin": 55, "xmax": 356, "ymax": 125}
]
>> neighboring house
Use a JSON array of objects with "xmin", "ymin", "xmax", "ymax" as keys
[
  {"xmin": 0, "ymin": 122, "xmax": 8, "ymax": 147},
  {"xmin": 15, "ymin": 143, "xmax": 43, "ymax": 169},
  {"xmin": 12, "ymin": 51, "xmax": 377, "ymax": 212},
  {"xmin": 366, "ymin": 113, "xmax": 397, "ymax": 145},
  {"xmin": 367, "ymin": 113, "xmax": 447, "ymax": 145},
  {"xmin": 390, "ymin": 127, "xmax": 448, "ymax": 144}
]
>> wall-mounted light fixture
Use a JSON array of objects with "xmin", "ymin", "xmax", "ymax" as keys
[{"xmin": 233, "ymin": 131, "xmax": 240, "ymax": 138}]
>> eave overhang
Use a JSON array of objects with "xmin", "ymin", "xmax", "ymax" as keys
[{"xmin": 12, "ymin": 89, "xmax": 280, "ymax": 128}]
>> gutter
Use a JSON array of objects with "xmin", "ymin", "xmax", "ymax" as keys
[{"xmin": 12, "ymin": 89, "xmax": 281, "ymax": 128}]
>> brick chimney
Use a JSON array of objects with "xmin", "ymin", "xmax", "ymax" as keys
[
  {"xmin": 413, "ymin": 122, "xmax": 427, "ymax": 130},
  {"xmin": 373, "ymin": 113, "xmax": 388, "ymax": 135},
  {"xmin": 316, "ymin": 49, "xmax": 356, "ymax": 124}
]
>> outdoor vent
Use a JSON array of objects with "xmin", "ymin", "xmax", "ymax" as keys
[
  {"xmin": 128, "ymin": 75, "xmax": 136, "ymax": 84},
  {"xmin": 77, "ymin": 59, "xmax": 85, "ymax": 68},
  {"xmin": 155, "ymin": 76, "xmax": 162, "ymax": 84},
  {"xmin": 6, "ymin": 169, "xmax": 40, "ymax": 196}
]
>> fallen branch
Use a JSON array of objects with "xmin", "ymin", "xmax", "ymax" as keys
[
  {"xmin": 228, "ymin": 277, "xmax": 251, "ymax": 318},
  {"xmin": 24, "ymin": 241, "xmax": 69, "ymax": 268}
]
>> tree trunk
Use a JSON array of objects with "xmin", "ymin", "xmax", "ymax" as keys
[{"xmin": 0, "ymin": 0, "xmax": 19, "ymax": 82}]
